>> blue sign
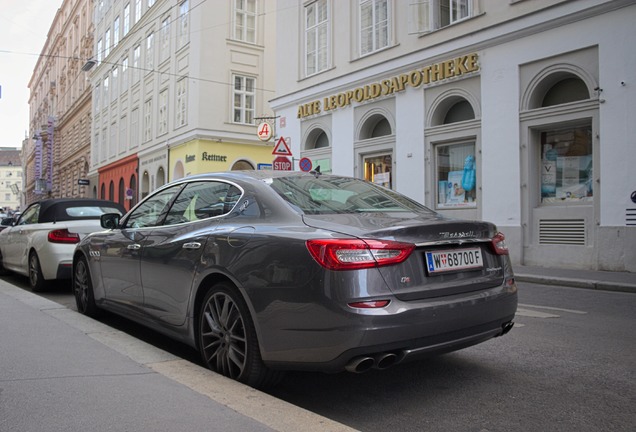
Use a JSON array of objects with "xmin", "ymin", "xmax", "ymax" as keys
[
  {"xmin": 299, "ymin": 157, "xmax": 312, "ymax": 172},
  {"xmin": 258, "ymin": 163, "xmax": 272, "ymax": 170}
]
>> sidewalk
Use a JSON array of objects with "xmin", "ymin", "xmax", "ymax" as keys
[
  {"xmin": 514, "ymin": 265, "xmax": 636, "ymax": 294},
  {"xmin": 0, "ymin": 279, "xmax": 357, "ymax": 432}
]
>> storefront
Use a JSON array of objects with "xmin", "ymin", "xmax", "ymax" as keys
[
  {"xmin": 168, "ymin": 139, "xmax": 274, "ymax": 180},
  {"xmin": 97, "ymin": 154, "xmax": 138, "ymax": 212},
  {"xmin": 271, "ymin": 4, "xmax": 635, "ymax": 271}
]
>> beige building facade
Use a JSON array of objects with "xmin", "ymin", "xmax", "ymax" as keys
[
  {"xmin": 27, "ymin": 0, "xmax": 94, "ymax": 205},
  {"xmin": 89, "ymin": 0, "xmax": 277, "ymax": 208}
]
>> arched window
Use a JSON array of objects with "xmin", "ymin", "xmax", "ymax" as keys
[
  {"xmin": 542, "ymin": 77, "xmax": 589, "ymax": 107},
  {"xmin": 109, "ymin": 181, "xmax": 115, "ymax": 201},
  {"xmin": 100, "ymin": 183, "xmax": 106, "ymax": 200},
  {"xmin": 118, "ymin": 178, "xmax": 125, "ymax": 206},
  {"xmin": 444, "ymin": 100, "xmax": 475, "ymax": 124},
  {"xmin": 231, "ymin": 160, "xmax": 255, "ymax": 170},
  {"xmin": 359, "ymin": 114, "xmax": 392, "ymax": 140},
  {"xmin": 305, "ymin": 128, "xmax": 330, "ymax": 150}
]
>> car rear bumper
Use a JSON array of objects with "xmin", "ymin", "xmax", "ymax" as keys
[{"xmin": 258, "ymin": 281, "xmax": 518, "ymax": 372}]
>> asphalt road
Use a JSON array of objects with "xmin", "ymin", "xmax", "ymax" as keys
[{"xmin": 6, "ymin": 274, "xmax": 635, "ymax": 432}]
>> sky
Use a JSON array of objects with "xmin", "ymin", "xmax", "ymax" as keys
[{"xmin": 0, "ymin": 0, "xmax": 62, "ymax": 148}]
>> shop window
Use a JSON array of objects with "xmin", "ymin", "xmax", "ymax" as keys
[
  {"xmin": 363, "ymin": 154, "xmax": 392, "ymax": 189},
  {"xmin": 435, "ymin": 141, "xmax": 477, "ymax": 208},
  {"xmin": 540, "ymin": 124, "xmax": 593, "ymax": 203},
  {"xmin": 109, "ymin": 181, "xmax": 115, "ymax": 201},
  {"xmin": 119, "ymin": 178, "xmax": 125, "ymax": 206}
]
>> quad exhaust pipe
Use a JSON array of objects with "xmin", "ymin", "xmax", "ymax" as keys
[{"xmin": 345, "ymin": 352, "xmax": 400, "ymax": 373}]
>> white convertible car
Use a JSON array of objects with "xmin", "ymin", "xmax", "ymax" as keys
[{"xmin": 0, "ymin": 198, "xmax": 125, "ymax": 291}]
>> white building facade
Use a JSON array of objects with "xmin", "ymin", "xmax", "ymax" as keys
[
  {"xmin": 270, "ymin": 0, "xmax": 636, "ymax": 272},
  {"xmin": 89, "ymin": 0, "xmax": 276, "ymax": 210}
]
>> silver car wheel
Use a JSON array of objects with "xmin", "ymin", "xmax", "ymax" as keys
[
  {"xmin": 29, "ymin": 252, "xmax": 46, "ymax": 292},
  {"xmin": 200, "ymin": 291, "xmax": 248, "ymax": 379}
]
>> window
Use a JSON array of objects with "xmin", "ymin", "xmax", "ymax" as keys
[
  {"xmin": 114, "ymin": 17, "xmax": 120, "ymax": 46},
  {"xmin": 110, "ymin": 121, "xmax": 117, "ymax": 157},
  {"xmin": 233, "ymin": 0, "xmax": 256, "ymax": 43},
  {"xmin": 435, "ymin": 141, "xmax": 477, "ymax": 208},
  {"xmin": 125, "ymin": 184, "xmax": 182, "ymax": 228},
  {"xmin": 143, "ymin": 99, "xmax": 153, "ymax": 142},
  {"xmin": 135, "ymin": 0, "xmax": 141, "ymax": 24},
  {"xmin": 158, "ymin": 89, "xmax": 168, "ymax": 136},
  {"xmin": 124, "ymin": 3, "xmax": 130, "ymax": 35},
  {"xmin": 540, "ymin": 125, "xmax": 593, "ymax": 203},
  {"xmin": 97, "ymin": 38, "xmax": 103, "ymax": 63},
  {"xmin": 165, "ymin": 181, "xmax": 240, "ymax": 225},
  {"xmin": 131, "ymin": 107, "xmax": 139, "ymax": 148},
  {"xmin": 133, "ymin": 45, "xmax": 141, "ymax": 83},
  {"xmin": 178, "ymin": 0, "xmax": 190, "ymax": 49},
  {"xmin": 176, "ymin": 77, "xmax": 188, "ymax": 128},
  {"xmin": 104, "ymin": 28, "xmax": 111, "ymax": 58},
  {"xmin": 411, "ymin": 0, "xmax": 472, "ymax": 33},
  {"xmin": 102, "ymin": 75, "xmax": 109, "ymax": 109},
  {"xmin": 119, "ymin": 115, "xmax": 127, "ymax": 154},
  {"xmin": 121, "ymin": 56, "xmax": 128, "ymax": 92},
  {"xmin": 145, "ymin": 33, "xmax": 154, "ymax": 71},
  {"xmin": 363, "ymin": 154, "xmax": 392, "ymax": 189},
  {"xmin": 160, "ymin": 17, "xmax": 170, "ymax": 63},
  {"xmin": 232, "ymin": 75, "xmax": 255, "ymax": 124},
  {"xmin": 305, "ymin": 0, "xmax": 329, "ymax": 76},
  {"xmin": 360, "ymin": 0, "xmax": 390, "ymax": 56},
  {"xmin": 111, "ymin": 66, "xmax": 118, "ymax": 101}
]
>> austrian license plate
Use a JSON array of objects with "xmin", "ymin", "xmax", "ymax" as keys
[{"xmin": 425, "ymin": 247, "xmax": 483, "ymax": 274}]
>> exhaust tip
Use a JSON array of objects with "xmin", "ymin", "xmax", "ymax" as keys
[
  {"xmin": 373, "ymin": 353, "xmax": 398, "ymax": 370},
  {"xmin": 500, "ymin": 321, "xmax": 514, "ymax": 336},
  {"xmin": 345, "ymin": 356, "xmax": 375, "ymax": 373}
]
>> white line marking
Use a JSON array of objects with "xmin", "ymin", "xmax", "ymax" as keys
[
  {"xmin": 519, "ymin": 303, "xmax": 587, "ymax": 314},
  {"xmin": 516, "ymin": 308, "xmax": 560, "ymax": 318}
]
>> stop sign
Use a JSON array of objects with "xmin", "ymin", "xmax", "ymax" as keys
[{"xmin": 273, "ymin": 156, "xmax": 292, "ymax": 171}]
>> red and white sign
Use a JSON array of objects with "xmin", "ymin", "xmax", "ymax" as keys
[
  {"xmin": 272, "ymin": 136, "xmax": 292, "ymax": 156},
  {"xmin": 273, "ymin": 156, "xmax": 292, "ymax": 171},
  {"xmin": 257, "ymin": 122, "xmax": 273, "ymax": 141}
]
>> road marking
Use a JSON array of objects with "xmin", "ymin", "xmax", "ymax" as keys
[
  {"xmin": 518, "ymin": 303, "xmax": 587, "ymax": 315},
  {"xmin": 516, "ymin": 308, "xmax": 560, "ymax": 318}
]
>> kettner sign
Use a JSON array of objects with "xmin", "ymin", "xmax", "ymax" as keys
[{"xmin": 297, "ymin": 53, "xmax": 479, "ymax": 119}]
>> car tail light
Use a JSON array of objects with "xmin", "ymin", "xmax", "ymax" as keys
[
  {"xmin": 490, "ymin": 232, "xmax": 509, "ymax": 255},
  {"xmin": 306, "ymin": 239, "xmax": 415, "ymax": 271},
  {"xmin": 348, "ymin": 300, "xmax": 390, "ymax": 309},
  {"xmin": 48, "ymin": 229, "xmax": 80, "ymax": 244}
]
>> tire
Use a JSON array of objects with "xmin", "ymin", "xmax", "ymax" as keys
[
  {"xmin": 198, "ymin": 282, "xmax": 283, "ymax": 389},
  {"xmin": 0, "ymin": 250, "xmax": 10, "ymax": 276},
  {"xmin": 29, "ymin": 252, "xmax": 48, "ymax": 292},
  {"xmin": 73, "ymin": 256, "xmax": 101, "ymax": 317}
]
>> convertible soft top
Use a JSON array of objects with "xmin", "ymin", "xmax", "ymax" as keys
[{"xmin": 36, "ymin": 198, "xmax": 126, "ymax": 223}]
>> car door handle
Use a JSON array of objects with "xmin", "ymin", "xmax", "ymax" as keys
[
  {"xmin": 127, "ymin": 244, "xmax": 141, "ymax": 250},
  {"xmin": 183, "ymin": 242, "xmax": 201, "ymax": 249}
]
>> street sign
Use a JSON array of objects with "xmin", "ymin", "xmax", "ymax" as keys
[
  {"xmin": 77, "ymin": 179, "xmax": 90, "ymax": 185},
  {"xmin": 272, "ymin": 136, "xmax": 292, "ymax": 156},
  {"xmin": 257, "ymin": 122, "xmax": 273, "ymax": 141},
  {"xmin": 273, "ymin": 156, "xmax": 292, "ymax": 171},
  {"xmin": 299, "ymin": 157, "xmax": 312, "ymax": 172}
]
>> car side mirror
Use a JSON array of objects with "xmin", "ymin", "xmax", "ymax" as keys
[{"xmin": 101, "ymin": 213, "xmax": 121, "ymax": 230}]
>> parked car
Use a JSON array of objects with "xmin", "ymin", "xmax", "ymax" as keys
[
  {"xmin": 72, "ymin": 171, "xmax": 517, "ymax": 388},
  {"xmin": 0, "ymin": 217, "xmax": 14, "ymax": 232},
  {"xmin": 0, "ymin": 198, "xmax": 126, "ymax": 291}
]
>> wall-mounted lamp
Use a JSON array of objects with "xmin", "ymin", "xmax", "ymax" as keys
[{"xmin": 81, "ymin": 59, "xmax": 97, "ymax": 72}]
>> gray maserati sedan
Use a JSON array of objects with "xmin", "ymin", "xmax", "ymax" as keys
[{"xmin": 73, "ymin": 170, "xmax": 517, "ymax": 388}]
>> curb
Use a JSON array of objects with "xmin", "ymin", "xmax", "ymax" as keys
[{"xmin": 514, "ymin": 274, "xmax": 636, "ymax": 294}]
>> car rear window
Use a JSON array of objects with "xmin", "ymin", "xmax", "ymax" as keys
[
  {"xmin": 268, "ymin": 176, "xmax": 433, "ymax": 215},
  {"xmin": 65, "ymin": 206, "xmax": 123, "ymax": 218}
]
